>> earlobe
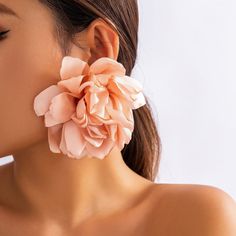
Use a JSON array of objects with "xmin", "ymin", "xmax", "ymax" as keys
[{"xmin": 86, "ymin": 18, "xmax": 120, "ymax": 64}]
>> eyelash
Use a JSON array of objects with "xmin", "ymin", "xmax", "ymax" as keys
[{"xmin": 0, "ymin": 30, "xmax": 10, "ymax": 40}]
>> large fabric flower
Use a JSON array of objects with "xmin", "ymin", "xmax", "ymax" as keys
[{"xmin": 33, "ymin": 56, "xmax": 146, "ymax": 159}]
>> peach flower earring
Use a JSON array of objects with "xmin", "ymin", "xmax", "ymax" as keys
[{"xmin": 33, "ymin": 56, "xmax": 146, "ymax": 160}]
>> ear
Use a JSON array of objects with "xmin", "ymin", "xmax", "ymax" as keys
[{"xmin": 85, "ymin": 18, "xmax": 120, "ymax": 65}]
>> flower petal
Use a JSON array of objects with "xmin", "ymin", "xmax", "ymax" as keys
[
  {"xmin": 122, "ymin": 127, "xmax": 133, "ymax": 143},
  {"xmin": 78, "ymin": 81, "xmax": 94, "ymax": 94},
  {"xmin": 47, "ymin": 124, "xmax": 63, "ymax": 153},
  {"xmin": 44, "ymin": 93, "xmax": 76, "ymax": 127},
  {"xmin": 87, "ymin": 89, "xmax": 109, "ymax": 118},
  {"xmin": 131, "ymin": 92, "xmax": 146, "ymax": 109},
  {"xmin": 89, "ymin": 57, "xmax": 126, "ymax": 76},
  {"xmin": 86, "ymin": 137, "xmax": 115, "ymax": 159},
  {"xmin": 60, "ymin": 56, "xmax": 89, "ymax": 80},
  {"xmin": 57, "ymin": 76, "xmax": 84, "ymax": 95},
  {"xmin": 106, "ymin": 124, "xmax": 118, "ymax": 141},
  {"xmin": 64, "ymin": 120, "xmax": 86, "ymax": 158},
  {"xmin": 33, "ymin": 85, "xmax": 62, "ymax": 116},
  {"xmin": 116, "ymin": 124, "xmax": 133, "ymax": 150},
  {"xmin": 95, "ymin": 74, "xmax": 111, "ymax": 86},
  {"xmin": 74, "ymin": 99, "xmax": 88, "ymax": 128},
  {"xmin": 72, "ymin": 114, "xmax": 88, "ymax": 128},
  {"xmin": 59, "ymin": 124, "xmax": 68, "ymax": 156},
  {"xmin": 107, "ymin": 79, "xmax": 133, "ymax": 104},
  {"xmin": 87, "ymin": 125, "xmax": 107, "ymax": 139},
  {"xmin": 83, "ymin": 128, "xmax": 104, "ymax": 147},
  {"xmin": 106, "ymin": 100, "xmax": 134, "ymax": 129},
  {"xmin": 88, "ymin": 114, "xmax": 103, "ymax": 126}
]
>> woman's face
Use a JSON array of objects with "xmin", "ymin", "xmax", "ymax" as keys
[{"xmin": 0, "ymin": 0, "xmax": 69, "ymax": 158}]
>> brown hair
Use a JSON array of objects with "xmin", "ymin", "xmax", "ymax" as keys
[{"xmin": 39, "ymin": 0, "xmax": 162, "ymax": 182}]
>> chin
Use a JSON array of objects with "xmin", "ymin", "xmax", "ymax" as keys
[
  {"xmin": 0, "ymin": 143, "xmax": 15, "ymax": 159},
  {"xmin": 0, "ymin": 151, "xmax": 12, "ymax": 159}
]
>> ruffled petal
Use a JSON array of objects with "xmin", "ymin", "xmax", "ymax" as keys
[
  {"xmin": 89, "ymin": 57, "xmax": 126, "ymax": 76},
  {"xmin": 89, "ymin": 92, "xmax": 99, "ymax": 113},
  {"xmin": 82, "ymin": 127, "xmax": 104, "ymax": 147},
  {"xmin": 47, "ymin": 124, "xmax": 63, "ymax": 153},
  {"xmin": 95, "ymin": 74, "xmax": 111, "ymax": 86},
  {"xmin": 72, "ymin": 114, "xmax": 88, "ymax": 128},
  {"xmin": 63, "ymin": 120, "xmax": 86, "ymax": 159},
  {"xmin": 87, "ymin": 113, "xmax": 103, "ymax": 126},
  {"xmin": 116, "ymin": 124, "xmax": 130, "ymax": 150},
  {"xmin": 109, "ymin": 93, "xmax": 124, "ymax": 111},
  {"xmin": 131, "ymin": 92, "xmax": 146, "ymax": 109},
  {"xmin": 87, "ymin": 88, "xmax": 109, "ymax": 118},
  {"xmin": 107, "ymin": 76, "xmax": 145, "ymax": 109},
  {"xmin": 109, "ymin": 93, "xmax": 134, "ymax": 121},
  {"xmin": 33, "ymin": 85, "xmax": 62, "ymax": 116},
  {"xmin": 78, "ymin": 81, "xmax": 94, "ymax": 94},
  {"xmin": 122, "ymin": 127, "xmax": 133, "ymax": 143},
  {"xmin": 114, "ymin": 75, "xmax": 143, "ymax": 93},
  {"xmin": 87, "ymin": 125, "xmax": 107, "ymax": 139},
  {"xmin": 106, "ymin": 124, "xmax": 118, "ymax": 141},
  {"xmin": 107, "ymin": 79, "xmax": 133, "ymax": 104},
  {"xmin": 105, "ymin": 100, "xmax": 134, "ymax": 129},
  {"xmin": 86, "ymin": 137, "xmax": 115, "ymax": 159},
  {"xmin": 44, "ymin": 93, "xmax": 76, "ymax": 127},
  {"xmin": 74, "ymin": 99, "xmax": 88, "ymax": 128},
  {"xmin": 60, "ymin": 56, "xmax": 89, "ymax": 80},
  {"xmin": 57, "ymin": 75, "xmax": 84, "ymax": 95},
  {"xmin": 59, "ymin": 124, "xmax": 68, "ymax": 155}
]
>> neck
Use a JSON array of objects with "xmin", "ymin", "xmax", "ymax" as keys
[{"xmin": 8, "ymin": 140, "xmax": 153, "ymax": 227}]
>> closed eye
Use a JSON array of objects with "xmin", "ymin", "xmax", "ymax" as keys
[{"xmin": 0, "ymin": 30, "xmax": 10, "ymax": 40}]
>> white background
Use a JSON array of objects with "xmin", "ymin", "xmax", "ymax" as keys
[
  {"xmin": 1, "ymin": 0, "xmax": 236, "ymax": 200},
  {"xmin": 135, "ymin": 0, "xmax": 236, "ymax": 200}
]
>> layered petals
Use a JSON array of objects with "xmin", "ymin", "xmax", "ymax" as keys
[
  {"xmin": 57, "ymin": 75, "xmax": 84, "ymax": 95},
  {"xmin": 44, "ymin": 92, "xmax": 76, "ymax": 127},
  {"xmin": 48, "ymin": 124, "xmax": 63, "ymax": 153},
  {"xmin": 33, "ymin": 85, "xmax": 62, "ymax": 116},
  {"xmin": 60, "ymin": 56, "xmax": 89, "ymax": 80},
  {"xmin": 63, "ymin": 120, "xmax": 86, "ymax": 158},
  {"xmin": 89, "ymin": 57, "xmax": 126, "ymax": 76},
  {"xmin": 33, "ymin": 55, "xmax": 146, "ymax": 160}
]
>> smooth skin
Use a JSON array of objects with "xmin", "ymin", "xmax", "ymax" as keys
[{"xmin": 0, "ymin": 1, "xmax": 236, "ymax": 235}]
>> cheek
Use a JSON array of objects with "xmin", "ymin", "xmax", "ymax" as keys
[{"xmin": 0, "ymin": 30, "xmax": 63, "ymax": 157}]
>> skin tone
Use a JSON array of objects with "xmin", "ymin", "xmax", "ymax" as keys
[
  {"xmin": 0, "ymin": 0, "xmax": 156, "ymax": 233},
  {"xmin": 1, "ymin": 1, "xmax": 236, "ymax": 235}
]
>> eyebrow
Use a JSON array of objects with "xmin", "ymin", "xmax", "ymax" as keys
[{"xmin": 0, "ymin": 3, "xmax": 20, "ymax": 19}]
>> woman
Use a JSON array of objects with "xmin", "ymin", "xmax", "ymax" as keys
[{"xmin": 0, "ymin": 0, "xmax": 235, "ymax": 235}]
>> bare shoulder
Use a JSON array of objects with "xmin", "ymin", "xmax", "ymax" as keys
[{"xmin": 148, "ymin": 183, "xmax": 236, "ymax": 236}]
